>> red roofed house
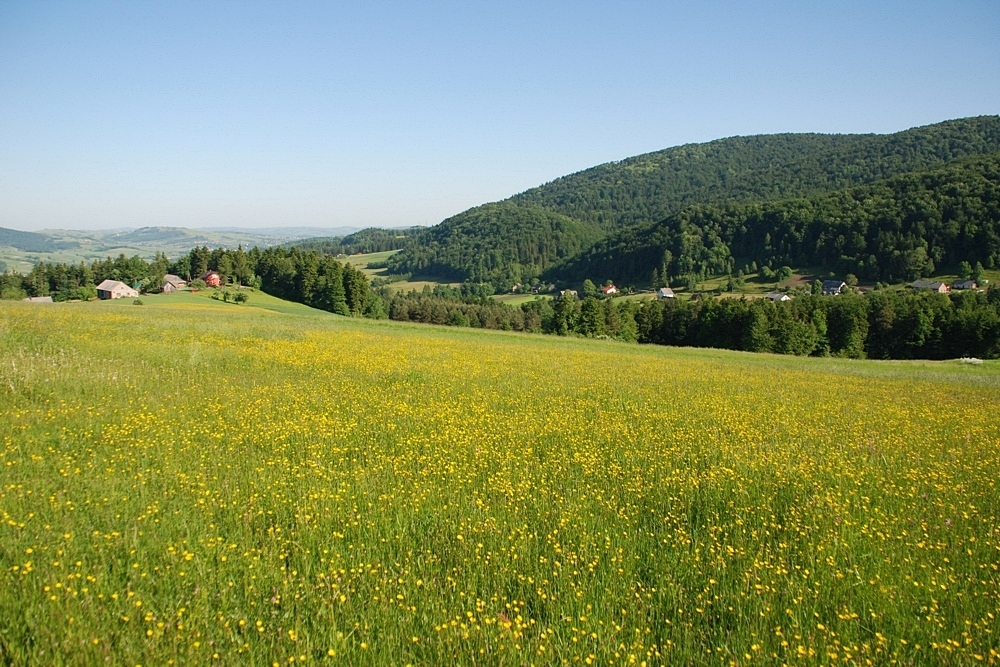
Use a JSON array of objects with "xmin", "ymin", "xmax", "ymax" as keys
[{"xmin": 601, "ymin": 284, "xmax": 618, "ymax": 296}]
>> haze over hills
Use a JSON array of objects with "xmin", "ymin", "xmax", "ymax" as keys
[
  {"xmin": 377, "ymin": 116, "xmax": 1000, "ymax": 288},
  {"xmin": 0, "ymin": 225, "xmax": 358, "ymax": 274}
]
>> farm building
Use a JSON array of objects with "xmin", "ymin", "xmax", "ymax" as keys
[
  {"xmin": 601, "ymin": 285, "xmax": 618, "ymax": 296},
  {"xmin": 96, "ymin": 280, "xmax": 139, "ymax": 300},
  {"xmin": 162, "ymin": 274, "xmax": 187, "ymax": 293},
  {"xmin": 911, "ymin": 280, "xmax": 950, "ymax": 293},
  {"xmin": 200, "ymin": 271, "xmax": 222, "ymax": 287},
  {"xmin": 765, "ymin": 292, "xmax": 791, "ymax": 302},
  {"xmin": 657, "ymin": 287, "xmax": 675, "ymax": 299},
  {"xmin": 556, "ymin": 289, "xmax": 579, "ymax": 300},
  {"xmin": 952, "ymin": 279, "xmax": 977, "ymax": 290}
]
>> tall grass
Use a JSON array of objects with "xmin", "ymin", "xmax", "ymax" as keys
[{"xmin": 1, "ymin": 296, "xmax": 998, "ymax": 665}]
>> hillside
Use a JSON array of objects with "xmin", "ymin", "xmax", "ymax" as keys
[
  {"xmin": 289, "ymin": 226, "xmax": 425, "ymax": 255},
  {"xmin": 0, "ymin": 226, "xmax": 72, "ymax": 253},
  {"xmin": 385, "ymin": 202, "xmax": 603, "ymax": 285},
  {"xmin": 384, "ymin": 116, "xmax": 1000, "ymax": 289},
  {"xmin": 511, "ymin": 115, "xmax": 1000, "ymax": 231},
  {"xmin": 548, "ymin": 152, "xmax": 1000, "ymax": 285}
]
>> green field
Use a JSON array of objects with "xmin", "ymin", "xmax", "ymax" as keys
[{"xmin": 2, "ymin": 295, "xmax": 999, "ymax": 665}]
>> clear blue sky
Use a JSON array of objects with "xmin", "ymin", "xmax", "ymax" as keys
[{"xmin": 1, "ymin": 1, "xmax": 997, "ymax": 231}]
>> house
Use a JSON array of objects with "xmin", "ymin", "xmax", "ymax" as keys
[
  {"xmin": 162, "ymin": 274, "xmax": 187, "ymax": 293},
  {"xmin": 765, "ymin": 292, "xmax": 791, "ymax": 302},
  {"xmin": 822, "ymin": 280, "xmax": 847, "ymax": 296},
  {"xmin": 201, "ymin": 271, "xmax": 222, "ymax": 287},
  {"xmin": 691, "ymin": 293, "xmax": 704, "ymax": 302},
  {"xmin": 96, "ymin": 279, "xmax": 139, "ymax": 300},
  {"xmin": 601, "ymin": 284, "xmax": 618, "ymax": 296},
  {"xmin": 657, "ymin": 287, "xmax": 675, "ymax": 300},
  {"xmin": 22, "ymin": 296, "xmax": 53, "ymax": 303},
  {"xmin": 953, "ymin": 279, "xmax": 978, "ymax": 290},
  {"xmin": 911, "ymin": 280, "xmax": 950, "ymax": 293},
  {"xmin": 556, "ymin": 289, "xmax": 579, "ymax": 300}
]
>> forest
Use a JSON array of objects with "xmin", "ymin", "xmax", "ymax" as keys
[
  {"xmin": 378, "ymin": 116, "xmax": 1000, "ymax": 291},
  {"xmin": 551, "ymin": 153, "xmax": 1000, "ymax": 286},
  {"xmin": 384, "ymin": 202, "xmax": 603, "ymax": 287},
  {"xmin": 387, "ymin": 286, "xmax": 1000, "ymax": 360},
  {"xmin": 287, "ymin": 226, "xmax": 425, "ymax": 255}
]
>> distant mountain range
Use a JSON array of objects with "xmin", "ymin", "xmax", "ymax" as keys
[
  {"xmin": 203, "ymin": 226, "xmax": 361, "ymax": 238},
  {"xmin": 0, "ymin": 225, "xmax": 360, "ymax": 274}
]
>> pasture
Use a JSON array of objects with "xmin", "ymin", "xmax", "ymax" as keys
[{"xmin": 1, "ymin": 296, "xmax": 998, "ymax": 665}]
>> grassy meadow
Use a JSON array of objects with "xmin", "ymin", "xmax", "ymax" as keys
[{"xmin": 1, "ymin": 295, "xmax": 999, "ymax": 665}]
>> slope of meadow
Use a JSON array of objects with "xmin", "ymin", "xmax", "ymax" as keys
[{"xmin": 1, "ymin": 295, "xmax": 999, "ymax": 665}]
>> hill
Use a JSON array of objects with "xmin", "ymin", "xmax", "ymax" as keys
[
  {"xmin": 548, "ymin": 152, "xmax": 1000, "ymax": 285},
  {"xmin": 385, "ymin": 202, "xmax": 603, "ymax": 285},
  {"xmin": 0, "ymin": 226, "xmax": 72, "ymax": 253},
  {"xmin": 511, "ymin": 115, "xmax": 1000, "ymax": 231},
  {"xmin": 289, "ymin": 226, "xmax": 426, "ymax": 255},
  {"xmin": 385, "ymin": 116, "xmax": 1000, "ymax": 289}
]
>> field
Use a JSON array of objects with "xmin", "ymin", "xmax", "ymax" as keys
[{"xmin": 2, "ymin": 295, "xmax": 999, "ymax": 665}]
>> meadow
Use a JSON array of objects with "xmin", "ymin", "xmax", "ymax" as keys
[{"xmin": 1, "ymin": 295, "xmax": 999, "ymax": 666}]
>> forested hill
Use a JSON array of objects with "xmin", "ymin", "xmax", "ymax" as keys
[
  {"xmin": 509, "ymin": 115, "xmax": 1000, "ymax": 231},
  {"xmin": 287, "ymin": 226, "xmax": 425, "ymax": 255},
  {"xmin": 380, "ymin": 117, "xmax": 1000, "ymax": 290},
  {"xmin": 0, "ymin": 227, "xmax": 62, "ymax": 252},
  {"xmin": 385, "ymin": 203, "xmax": 603, "ymax": 285},
  {"xmin": 547, "ymin": 152, "xmax": 1000, "ymax": 286}
]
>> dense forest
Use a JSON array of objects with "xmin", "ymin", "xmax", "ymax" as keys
[
  {"xmin": 384, "ymin": 203, "xmax": 603, "ymax": 286},
  {"xmin": 383, "ymin": 285, "xmax": 1000, "ymax": 360},
  {"xmin": 511, "ymin": 115, "xmax": 1000, "ymax": 230},
  {"xmin": 381, "ymin": 116, "xmax": 1000, "ymax": 291},
  {"xmin": 550, "ymin": 153, "xmax": 1000, "ymax": 286},
  {"xmin": 288, "ymin": 226, "xmax": 425, "ymax": 255}
]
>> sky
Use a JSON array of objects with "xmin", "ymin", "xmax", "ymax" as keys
[{"xmin": 0, "ymin": 1, "xmax": 998, "ymax": 232}]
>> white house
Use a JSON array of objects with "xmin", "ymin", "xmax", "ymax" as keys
[
  {"xmin": 657, "ymin": 287, "xmax": 675, "ymax": 299},
  {"xmin": 96, "ymin": 279, "xmax": 139, "ymax": 300},
  {"xmin": 765, "ymin": 292, "xmax": 791, "ymax": 302}
]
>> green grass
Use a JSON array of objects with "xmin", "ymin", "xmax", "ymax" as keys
[
  {"xmin": 491, "ymin": 294, "xmax": 553, "ymax": 306},
  {"xmin": 2, "ymin": 297, "xmax": 999, "ymax": 665},
  {"xmin": 150, "ymin": 288, "xmax": 329, "ymax": 317}
]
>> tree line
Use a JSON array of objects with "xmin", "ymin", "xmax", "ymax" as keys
[
  {"xmin": 6, "ymin": 241, "xmax": 1000, "ymax": 360},
  {"xmin": 391, "ymin": 287, "xmax": 1000, "ymax": 360}
]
